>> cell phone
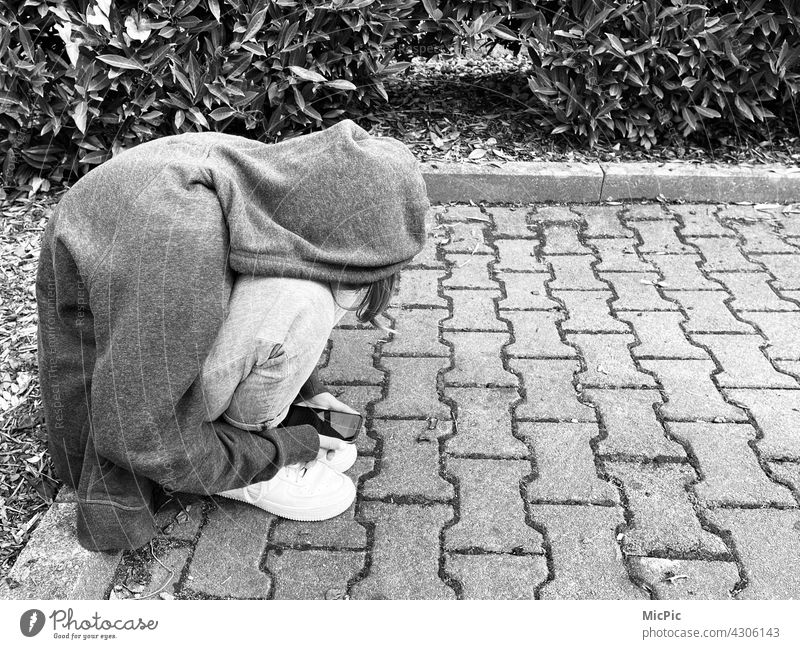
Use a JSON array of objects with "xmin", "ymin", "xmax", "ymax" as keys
[{"xmin": 280, "ymin": 403, "xmax": 362, "ymax": 443}]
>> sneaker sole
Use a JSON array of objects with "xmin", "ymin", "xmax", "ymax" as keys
[{"xmin": 216, "ymin": 481, "xmax": 356, "ymax": 522}]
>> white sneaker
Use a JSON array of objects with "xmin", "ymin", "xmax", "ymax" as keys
[
  {"xmin": 317, "ymin": 443, "xmax": 357, "ymax": 473},
  {"xmin": 216, "ymin": 461, "xmax": 355, "ymax": 521}
]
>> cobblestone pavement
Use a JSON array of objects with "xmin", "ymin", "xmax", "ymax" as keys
[{"xmin": 113, "ymin": 202, "xmax": 800, "ymax": 600}]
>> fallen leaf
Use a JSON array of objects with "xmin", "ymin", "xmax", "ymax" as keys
[{"xmin": 324, "ymin": 587, "xmax": 348, "ymax": 600}]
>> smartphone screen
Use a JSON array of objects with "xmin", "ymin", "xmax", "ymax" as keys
[{"xmin": 282, "ymin": 404, "xmax": 362, "ymax": 442}]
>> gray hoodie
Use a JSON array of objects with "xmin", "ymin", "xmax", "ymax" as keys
[{"xmin": 35, "ymin": 119, "xmax": 429, "ymax": 551}]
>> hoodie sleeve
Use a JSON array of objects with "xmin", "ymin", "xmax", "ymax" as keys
[{"xmin": 86, "ymin": 165, "xmax": 319, "ymax": 495}]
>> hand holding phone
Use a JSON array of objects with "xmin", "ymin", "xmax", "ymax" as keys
[
  {"xmin": 280, "ymin": 397, "xmax": 363, "ymax": 444},
  {"xmin": 297, "ymin": 391, "xmax": 358, "ymax": 416}
]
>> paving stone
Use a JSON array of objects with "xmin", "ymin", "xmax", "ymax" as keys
[
  {"xmin": 320, "ymin": 328, "xmax": 385, "ymax": 385},
  {"xmin": 143, "ymin": 546, "xmax": 190, "ymax": 599},
  {"xmin": 542, "ymin": 223, "xmax": 588, "ymax": 254},
  {"xmin": 753, "ymin": 253, "xmax": 800, "ymax": 289},
  {"xmin": 775, "ymin": 212, "xmax": 800, "ymax": 237},
  {"xmin": 602, "ymin": 272, "xmax": 680, "ymax": 311},
  {"xmin": 396, "ymin": 268, "xmax": 448, "ymax": 306},
  {"xmin": 583, "ymin": 389, "xmax": 686, "ymax": 458},
  {"xmin": 440, "ymin": 219, "xmax": 493, "ymax": 254},
  {"xmin": 627, "ymin": 220, "xmax": 694, "ymax": 254},
  {"xmin": 722, "ymin": 390, "xmax": 800, "ymax": 460},
  {"xmin": 504, "ymin": 311, "xmax": 575, "ymax": 358},
  {"xmin": 534, "ymin": 205, "xmax": 582, "ymax": 222},
  {"xmin": 442, "ymin": 205, "xmax": 485, "ymax": 222},
  {"xmin": 266, "ymin": 550, "xmax": 365, "ymax": 600},
  {"xmin": 446, "ymin": 554, "xmax": 548, "ymax": 599},
  {"xmin": 498, "ymin": 272, "xmax": 558, "ymax": 310},
  {"xmin": 769, "ymin": 461, "xmax": 800, "ymax": 497},
  {"xmin": 667, "ymin": 423, "xmax": 797, "ymax": 506},
  {"xmin": 776, "ymin": 360, "xmax": 800, "ymax": 380},
  {"xmin": 188, "ymin": 499, "xmax": 273, "ymax": 598},
  {"xmin": 444, "ymin": 387, "xmax": 529, "ymax": 458},
  {"xmin": 510, "ymin": 359, "xmax": 596, "ymax": 421},
  {"xmin": 546, "ymin": 255, "xmax": 605, "ymax": 289},
  {"xmin": 629, "ymin": 557, "xmax": 739, "ymax": 599},
  {"xmin": 519, "ymin": 422, "xmax": 618, "ymax": 504},
  {"xmin": 442, "ymin": 289, "xmax": 506, "ymax": 331},
  {"xmin": 0, "ymin": 503, "xmax": 121, "ymax": 599},
  {"xmin": 568, "ymin": 333, "xmax": 656, "ymax": 387},
  {"xmin": 572, "ymin": 204, "xmax": 632, "ymax": 238},
  {"xmin": 617, "ymin": 311, "xmax": 708, "ymax": 359},
  {"xmin": 154, "ymin": 494, "xmax": 204, "ymax": 542},
  {"xmin": 723, "ymin": 220, "xmax": 798, "ymax": 253},
  {"xmin": 402, "ymin": 206, "xmax": 442, "ymax": 268},
  {"xmin": 673, "ymin": 204, "xmax": 734, "ymax": 237},
  {"xmin": 553, "ymin": 290, "xmax": 630, "ymax": 333},
  {"xmin": 687, "ymin": 237, "xmax": 761, "ymax": 271},
  {"xmin": 530, "ymin": 504, "xmax": 647, "ymax": 599},
  {"xmin": 626, "ymin": 203, "xmax": 672, "ymax": 220},
  {"xmin": 644, "ymin": 253, "xmax": 724, "ymax": 290},
  {"xmin": 782, "ymin": 289, "xmax": 800, "ymax": 303},
  {"xmin": 690, "ymin": 334, "xmax": 799, "ymax": 388},
  {"xmin": 352, "ymin": 503, "xmax": 456, "ymax": 599},
  {"xmin": 272, "ymin": 457, "xmax": 373, "ymax": 549},
  {"xmin": 406, "ymin": 235, "xmax": 445, "ymax": 268},
  {"xmin": 445, "ymin": 458, "xmax": 543, "ymax": 552},
  {"xmin": 592, "ymin": 238, "xmax": 655, "ymax": 272},
  {"xmin": 488, "ymin": 206, "xmax": 537, "ymax": 238},
  {"xmin": 327, "ymin": 385, "xmax": 381, "ymax": 455},
  {"xmin": 708, "ymin": 272, "xmax": 799, "ymax": 311},
  {"xmin": 715, "ymin": 203, "xmax": 764, "ymax": 220},
  {"xmin": 495, "ymin": 239, "xmax": 547, "ymax": 272},
  {"xmin": 639, "ymin": 360, "xmax": 747, "ymax": 421},
  {"xmin": 741, "ymin": 312, "xmax": 800, "ymax": 360},
  {"xmin": 443, "ymin": 253, "xmax": 496, "ymax": 289},
  {"xmin": 444, "ymin": 331, "xmax": 517, "ymax": 387},
  {"xmin": 607, "ymin": 462, "xmax": 729, "ymax": 557},
  {"xmin": 383, "ymin": 307, "xmax": 449, "ymax": 356},
  {"xmin": 363, "ymin": 419, "xmax": 453, "ymax": 501},
  {"xmin": 373, "ymin": 356, "xmax": 450, "ymax": 419},
  {"xmin": 704, "ymin": 509, "xmax": 800, "ymax": 599},
  {"xmin": 663, "ymin": 290, "xmax": 754, "ymax": 333}
]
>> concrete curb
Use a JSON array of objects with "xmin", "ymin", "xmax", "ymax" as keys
[
  {"xmin": 0, "ymin": 487, "xmax": 123, "ymax": 600},
  {"xmin": 421, "ymin": 161, "xmax": 800, "ymax": 204}
]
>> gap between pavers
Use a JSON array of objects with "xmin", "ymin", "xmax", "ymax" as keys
[{"xmin": 422, "ymin": 161, "xmax": 800, "ymax": 204}]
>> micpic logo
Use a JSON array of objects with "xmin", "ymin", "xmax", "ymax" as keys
[{"xmin": 20, "ymin": 609, "xmax": 46, "ymax": 637}]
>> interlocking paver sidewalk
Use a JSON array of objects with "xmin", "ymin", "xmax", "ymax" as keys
[{"xmin": 5, "ymin": 201, "xmax": 800, "ymax": 601}]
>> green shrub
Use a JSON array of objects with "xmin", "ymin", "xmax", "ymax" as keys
[
  {"xmin": 0, "ymin": 0, "xmax": 416, "ymax": 192},
  {"xmin": 513, "ymin": 0, "xmax": 800, "ymax": 148},
  {"xmin": 408, "ymin": 0, "xmax": 800, "ymax": 148},
  {"xmin": 2, "ymin": 0, "xmax": 798, "ymax": 195}
]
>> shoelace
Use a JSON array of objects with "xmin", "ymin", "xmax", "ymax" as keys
[{"xmin": 285, "ymin": 460, "xmax": 314, "ymax": 483}]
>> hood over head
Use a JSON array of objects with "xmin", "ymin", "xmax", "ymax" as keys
[{"xmin": 203, "ymin": 119, "xmax": 430, "ymax": 285}]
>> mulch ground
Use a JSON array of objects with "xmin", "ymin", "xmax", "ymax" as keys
[
  {"xmin": 368, "ymin": 49, "xmax": 800, "ymax": 167},
  {"xmin": 1, "ymin": 49, "xmax": 798, "ymax": 578}
]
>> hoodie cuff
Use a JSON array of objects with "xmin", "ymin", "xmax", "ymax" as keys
[{"xmin": 253, "ymin": 424, "xmax": 320, "ymax": 480}]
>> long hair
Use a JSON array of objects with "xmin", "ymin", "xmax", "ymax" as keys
[{"xmin": 332, "ymin": 272, "xmax": 400, "ymax": 331}]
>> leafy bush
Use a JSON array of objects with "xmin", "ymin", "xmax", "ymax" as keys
[
  {"xmin": 410, "ymin": 0, "xmax": 800, "ymax": 148},
  {"xmin": 511, "ymin": 0, "xmax": 800, "ymax": 148},
  {"xmin": 0, "ymin": 0, "xmax": 416, "ymax": 192},
  {"xmin": 1, "ymin": 0, "xmax": 798, "ymax": 195}
]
